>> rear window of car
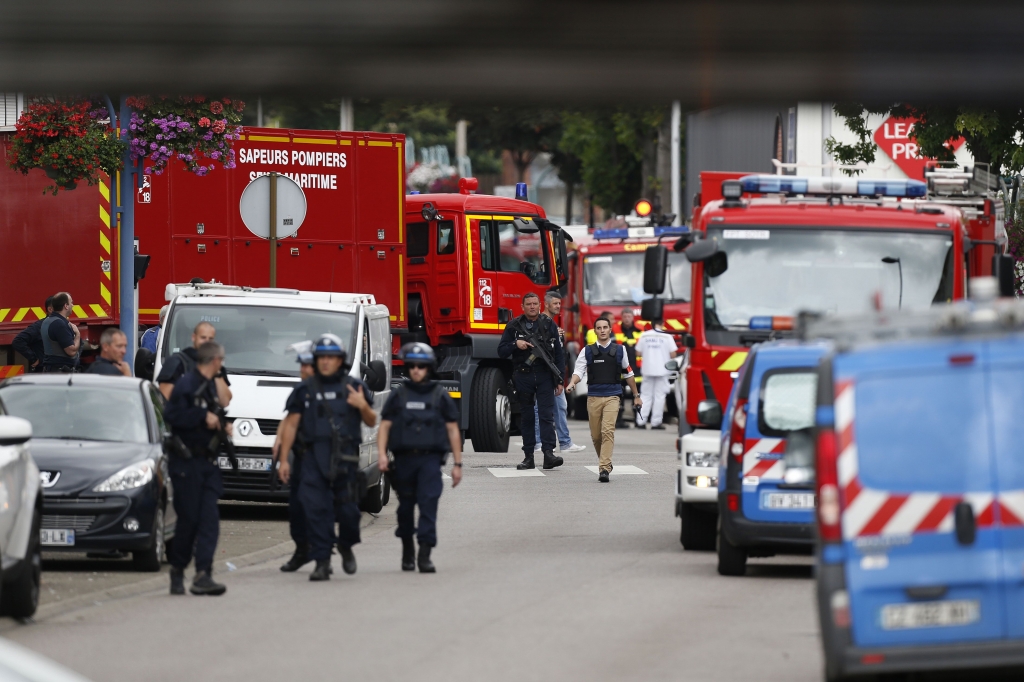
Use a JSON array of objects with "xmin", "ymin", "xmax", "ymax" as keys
[
  {"xmin": 759, "ymin": 370, "xmax": 816, "ymax": 436},
  {"xmin": 855, "ymin": 369, "xmax": 991, "ymax": 492}
]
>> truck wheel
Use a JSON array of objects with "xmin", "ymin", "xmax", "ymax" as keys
[
  {"xmin": 0, "ymin": 509, "xmax": 41, "ymax": 619},
  {"xmin": 573, "ymin": 395, "xmax": 588, "ymax": 421},
  {"xmin": 716, "ymin": 518, "xmax": 748, "ymax": 577},
  {"xmin": 679, "ymin": 503, "xmax": 716, "ymax": 551},
  {"xmin": 470, "ymin": 367, "xmax": 510, "ymax": 453}
]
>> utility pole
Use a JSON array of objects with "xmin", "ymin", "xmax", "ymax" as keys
[
  {"xmin": 116, "ymin": 96, "xmax": 139, "ymax": 370},
  {"xmin": 340, "ymin": 98, "xmax": 354, "ymax": 131},
  {"xmin": 670, "ymin": 100, "xmax": 681, "ymax": 226}
]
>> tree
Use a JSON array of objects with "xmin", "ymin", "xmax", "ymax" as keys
[{"xmin": 450, "ymin": 105, "xmax": 562, "ymax": 182}]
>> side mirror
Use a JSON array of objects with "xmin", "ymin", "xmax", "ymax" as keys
[
  {"xmin": 0, "ymin": 415, "xmax": 32, "ymax": 446},
  {"xmin": 783, "ymin": 428, "xmax": 815, "ymax": 485},
  {"xmin": 520, "ymin": 261, "xmax": 537, "ymax": 279},
  {"xmin": 513, "ymin": 217, "xmax": 540, "ymax": 234},
  {"xmin": 664, "ymin": 359, "xmax": 680, "ymax": 371},
  {"xmin": 706, "ymin": 251, "xmax": 729, "ymax": 277},
  {"xmin": 696, "ymin": 399, "xmax": 722, "ymax": 429},
  {"xmin": 361, "ymin": 359, "xmax": 389, "ymax": 393},
  {"xmin": 672, "ymin": 234, "xmax": 694, "ymax": 252},
  {"xmin": 680, "ymin": 332, "xmax": 696, "ymax": 349},
  {"xmin": 640, "ymin": 297, "xmax": 663, "ymax": 323},
  {"xmin": 498, "ymin": 308, "xmax": 513, "ymax": 324},
  {"xmin": 993, "ymin": 253, "xmax": 1016, "ymax": 297},
  {"xmin": 643, "ymin": 245, "xmax": 668, "ymax": 294},
  {"xmin": 135, "ymin": 347, "xmax": 156, "ymax": 382}
]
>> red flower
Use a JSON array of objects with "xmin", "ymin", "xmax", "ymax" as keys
[
  {"xmin": 209, "ymin": 101, "xmax": 223, "ymax": 114},
  {"xmin": 211, "ymin": 119, "xmax": 226, "ymax": 134},
  {"xmin": 198, "ymin": 117, "xmax": 211, "ymax": 128}
]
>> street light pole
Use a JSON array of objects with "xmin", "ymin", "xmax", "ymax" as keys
[{"xmin": 117, "ymin": 96, "xmax": 139, "ymax": 371}]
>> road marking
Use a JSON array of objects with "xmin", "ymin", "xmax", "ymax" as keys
[
  {"xmin": 488, "ymin": 468, "xmax": 545, "ymax": 478},
  {"xmin": 584, "ymin": 465, "xmax": 648, "ymax": 475}
]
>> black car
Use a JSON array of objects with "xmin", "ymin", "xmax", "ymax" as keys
[{"xmin": 0, "ymin": 374, "xmax": 176, "ymax": 572}]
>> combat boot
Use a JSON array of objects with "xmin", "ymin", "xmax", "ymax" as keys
[
  {"xmin": 169, "ymin": 567, "xmax": 185, "ymax": 595},
  {"xmin": 190, "ymin": 571, "xmax": 227, "ymax": 596},
  {"xmin": 542, "ymin": 449, "xmax": 564, "ymax": 470},
  {"xmin": 280, "ymin": 542, "xmax": 311, "ymax": 572},
  {"xmin": 516, "ymin": 455, "xmax": 536, "ymax": 470},
  {"xmin": 401, "ymin": 537, "xmax": 416, "ymax": 571},
  {"xmin": 339, "ymin": 545, "xmax": 357, "ymax": 575},
  {"xmin": 309, "ymin": 559, "xmax": 332, "ymax": 581},
  {"xmin": 417, "ymin": 544, "xmax": 436, "ymax": 573}
]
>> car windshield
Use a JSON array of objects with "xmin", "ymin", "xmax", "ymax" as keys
[
  {"xmin": 584, "ymin": 252, "xmax": 690, "ymax": 304},
  {"xmin": 162, "ymin": 305, "xmax": 356, "ymax": 377},
  {"xmin": 0, "ymin": 384, "xmax": 149, "ymax": 443},
  {"xmin": 704, "ymin": 227, "xmax": 953, "ymax": 328}
]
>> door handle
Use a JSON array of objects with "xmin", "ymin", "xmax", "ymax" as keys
[
  {"xmin": 498, "ymin": 308, "xmax": 513, "ymax": 324},
  {"xmin": 955, "ymin": 501, "xmax": 976, "ymax": 546}
]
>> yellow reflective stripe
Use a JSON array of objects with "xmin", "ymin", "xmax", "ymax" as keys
[
  {"xmin": 98, "ymin": 180, "xmax": 109, "ymax": 201},
  {"xmin": 72, "ymin": 305, "xmax": 87, "ymax": 318},
  {"xmin": 292, "ymin": 137, "xmax": 337, "ymax": 145},
  {"xmin": 100, "ymin": 205, "xmax": 110, "ymax": 226},
  {"xmin": 665, "ymin": 318, "xmax": 685, "ymax": 330},
  {"xmin": 30, "ymin": 307, "xmax": 45, "ymax": 319},
  {"xmin": 0, "ymin": 309, "xmax": 9, "ymax": 322},
  {"xmin": 368, "ymin": 140, "xmax": 392, "ymax": 147},
  {"xmin": 90, "ymin": 304, "xmax": 107, "ymax": 317},
  {"xmin": 718, "ymin": 352, "xmax": 748, "ymax": 372},
  {"xmin": 100, "ymin": 283, "xmax": 111, "ymax": 305},
  {"xmin": 339, "ymin": 140, "xmax": 352, "ymax": 145},
  {"xmin": 11, "ymin": 308, "xmax": 29, "ymax": 322},
  {"xmin": 100, "ymin": 231, "xmax": 111, "ymax": 254}
]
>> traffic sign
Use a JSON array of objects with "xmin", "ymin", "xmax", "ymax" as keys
[
  {"xmin": 239, "ymin": 173, "xmax": 306, "ymax": 239},
  {"xmin": 873, "ymin": 117, "xmax": 965, "ymax": 179}
]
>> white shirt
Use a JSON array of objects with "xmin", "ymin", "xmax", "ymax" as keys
[
  {"xmin": 573, "ymin": 338, "xmax": 634, "ymax": 380},
  {"xmin": 635, "ymin": 329, "xmax": 677, "ymax": 376}
]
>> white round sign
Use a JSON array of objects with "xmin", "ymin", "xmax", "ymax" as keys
[{"xmin": 239, "ymin": 174, "xmax": 307, "ymax": 239}]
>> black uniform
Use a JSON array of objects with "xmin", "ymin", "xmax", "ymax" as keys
[
  {"xmin": 282, "ymin": 387, "xmax": 309, "ymax": 547},
  {"xmin": 12, "ymin": 319, "xmax": 45, "ymax": 372},
  {"xmin": 381, "ymin": 380, "xmax": 459, "ymax": 547},
  {"xmin": 87, "ymin": 356, "xmax": 125, "ymax": 376},
  {"xmin": 41, "ymin": 312, "xmax": 78, "ymax": 372},
  {"xmin": 163, "ymin": 369, "xmax": 225, "ymax": 575},
  {"xmin": 497, "ymin": 313, "xmax": 565, "ymax": 455},
  {"xmin": 285, "ymin": 373, "xmax": 369, "ymax": 562}
]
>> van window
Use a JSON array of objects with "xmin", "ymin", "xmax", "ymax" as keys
[
  {"xmin": 437, "ymin": 220, "xmax": 456, "ymax": 255},
  {"xmin": 855, "ymin": 369, "xmax": 991, "ymax": 492},
  {"xmin": 407, "ymin": 222, "xmax": 429, "ymax": 257},
  {"xmin": 759, "ymin": 370, "xmax": 816, "ymax": 435}
]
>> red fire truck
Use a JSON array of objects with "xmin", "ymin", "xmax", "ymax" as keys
[{"xmin": 657, "ymin": 171, "xmax": 1004, "ymax": 549}]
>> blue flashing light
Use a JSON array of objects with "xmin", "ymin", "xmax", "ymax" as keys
[
  {"xmin": 592, "ymin": 226, "xmax": 690, "ymax": 241},
  {"xmin": 739, "ymin": 176, "xmax": 808, "ymax": 194},
  {"xmin": 749, "ymin": 316, "xmax": 773, "ymax": 330},
  {"xmin": 856, "ymin": 180, "xmax": 927, "ymax": 198},
  {"xmin": 515, "ymin": 182, "xmax": 528, "ymax": 200},
  {"xmin": 408, "ymin": 190, "xmax": 420, "ymax": 195},
  {"xmin": 738, "ymin": 174, "xmax": 928, "ymax": 199}
]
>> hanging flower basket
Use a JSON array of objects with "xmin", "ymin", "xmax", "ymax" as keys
[
  {"xmin": 126, "ymin": 96, "xmax": 244, "ymax": 176},
  {"xmin": 7, "ymin": 97, "xmax": 123, "ymax": 195}
]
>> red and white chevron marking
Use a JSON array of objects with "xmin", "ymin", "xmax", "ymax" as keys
[
  {"xmin": 742, "ymin": 438, "xmax": 785, "ymax": 480},
  {"xmin": 835, "ymin": 379, "xmax": 1024, "ymax": 539}
]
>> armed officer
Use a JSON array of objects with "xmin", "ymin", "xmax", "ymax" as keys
[
  {"xmin": 163, "ymin": 341, "xmax": 232, "ymax": 596},
  {"xmin": 378, "ymin": 343, "xmax": 462, "ymax": 573},
  {"xmin": 274, "ymin": 341, "xmax": 315, "ymax": 573},
  {"xmin": 276, "ymin": 334, "xmax": 377, "ymax": 581},
  {"xmin": 497, "ymin": 292, "xmax": 566, "ymax": 471}
]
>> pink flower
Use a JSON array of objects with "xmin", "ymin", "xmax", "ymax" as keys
[
  {"xmin": 198, "ymin": 117, "xmax": 211, "ymax": 128},
  {"xmin": 211, "ymin": 119, "xmax": 226, "ymax": 134}
]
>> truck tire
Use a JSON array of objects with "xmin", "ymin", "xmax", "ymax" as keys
[
  {"xmin": 0, "ymin": 509, "xmax": 41, "ymax": 619},
  {"xmin": 679, "ymin": 503, "xmax": 716, "ymax": 551},
  {"xmin": 716, "ymin": 518, "xmax": 748, "ymax": 577},
  {"xmin": 470, "ymin": 367, "xmax": 511, "ymax": 453}
]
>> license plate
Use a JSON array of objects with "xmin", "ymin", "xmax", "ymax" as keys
[
  {"xmin": 763, "ymin": 492, "xmax": 815, "ymax": 509},
  {"xmin": 40, "ymin": 529, "xmax": 75, "ymax": 546},
  {"xmin": 881, "ymin": 600, "xmax": 980, "ymax": 630},
  {"xmin": 219, "ymin": 456, "xmax": 271, "ymax": 472}
]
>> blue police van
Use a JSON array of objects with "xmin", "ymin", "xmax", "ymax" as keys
[
  {"xmin": 809, "ymin": 293, "xmax": 1024, "ymax": 680},
  {"xmin": 711, "ymin": 340, "xmax": 828, "ymax": 576}
]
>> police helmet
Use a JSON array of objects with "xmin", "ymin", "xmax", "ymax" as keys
[
  {"xmin": 398, "ymin": 342, "xmax": 436, "ymax": 366},
  {"xmin": 312, "ymin": 333, "xmax": 347, "ymax": 360},
  {"xmin": 288, "ymin": 340, "xmax": 314, "ymax": 365}
]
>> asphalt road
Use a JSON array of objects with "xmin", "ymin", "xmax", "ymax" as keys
[{"xmin": 3, "ymin": 422, "xmax": 830, "ymax": 681}]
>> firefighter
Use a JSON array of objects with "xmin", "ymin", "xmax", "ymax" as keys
[
  {"xmin": 377, "ymin": 343, "xmax": 462, "ymax": 573},
  {"xmin": 275, "ymin": 341, "xmax": 315, "ymax": 573},
  {"xmin": 275, "ymin": 334, "xmax": 377, "ymax": 581},
  {"xmin": 565, "ymin": 317, "xmax": 641, "ymax": 482}
]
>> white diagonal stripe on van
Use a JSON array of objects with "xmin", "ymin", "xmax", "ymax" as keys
[
  {"xmin": 741, "ymin": 438, "xmax": 783, "ymax": 476},
  {"xmin": 1000, "ymin": 490, "xmax": 1024, "ymax": 525},
  {"xmin": 881, "ymin": 492, "xmax": 941, "ymax": 536},
  {"xmin": 834, "ymin": 383, "xmax": 855, "ymax": 432},
  {"xmin": 842, "ymin": 488, "xmax": 889, "ymax": 540},
  {"xmin": 837, "ymin": 444, "xmax": 858, "ymax": 488}
]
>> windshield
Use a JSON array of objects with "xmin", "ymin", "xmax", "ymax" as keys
[
  {"xmin": 584, "ymin": 252, "xmax": 691, "ymax": 305},
  {"xmin": 163, "ymin": 305, "xmax": 356, "ymax": 377},
  {"xmin": 760, "ymin": 371, "xmax": 817, "ymax": 435},
  {"xmin": 704, "ymin": 227, "xmax": 953, "ymax": 328},
  {"xmin": 0, "ymin": 385, "xmax": 149, "ymax": 443}
]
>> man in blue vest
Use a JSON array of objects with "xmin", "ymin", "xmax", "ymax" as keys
[
  {"xmin": 41, "ymin": 292, "xmax": 81, "ymax": 373},
  {"xmin": 565, "ymin": 317, "xmax": 641, "ymax": 482}
]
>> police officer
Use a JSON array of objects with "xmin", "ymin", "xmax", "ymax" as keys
[
  {"xmin": 157, "ymin": 321, "xmax": 232, "ymax": 407},
  {"xmin": 274, "ymin": 341, "xmax": 315, "ymax": 573},
  {"xmin": 41, "ymin": 292, "xmax": 81, "ymax": 373},
  {"xmin": 497, "ymin": 292, "xmax": 566, "ymax": 471},
  {"xmin": 276, "ymin": 334, "xmax": 376, "ymax": 581},
  {"xmin": 12, "ymin": 295, "xmax": 55, "ymax": 372},
  {"xmin": 378, "ymin": 343, "xmax": 462, "ymax": 573},
  {"xmin": 163, "ymin": 341, "xmax": 232, "ymax": 595}
]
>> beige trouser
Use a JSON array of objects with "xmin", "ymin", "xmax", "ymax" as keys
[{"xmin": 587, "ymin": 395, "xmax": 620, "ymax": 473}]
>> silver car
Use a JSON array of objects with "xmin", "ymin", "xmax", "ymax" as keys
[{"xmin": 0, "ymin": 410, "xmax": 42, "ymax": 620}]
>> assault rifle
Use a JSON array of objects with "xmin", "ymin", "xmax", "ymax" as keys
[
  {"xmin": 509, "ymin": 316, "xmax": 563, "ymax": 384},
  {"xmin": 207, "ymin": 404, "xmax": 239, "ymax": 472}
]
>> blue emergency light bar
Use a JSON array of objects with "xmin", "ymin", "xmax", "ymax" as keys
[
  {"xmin": 738, "ymin": 175, "xmax": 927, "ymax": 198},
  {"xmin": 593, "ymin": 226, "xmax": 690, "ymax": 240}
]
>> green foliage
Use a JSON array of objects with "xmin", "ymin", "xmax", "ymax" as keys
[{"xmin": 450, "ymin": 105, "xmax": 562, "ymax": 180}]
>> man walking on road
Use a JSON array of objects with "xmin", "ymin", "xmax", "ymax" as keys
[
  {"xmin": 275, "ymin": 341, "xmax": 315, "ymax": 573},
  {"xmin": 533, "ymin": 291, "xmax": 585, "ymax": 455},
  {"xmin": 565, "ymin": 317, "xmax": 641, "ymax": 482},
  {"xmin": 635, "ymin": 320, "xmax": 678, "ymax": 430},
  {"xmin": 497, "ymin": 293, "xmax": 565, "ymax": 471}
]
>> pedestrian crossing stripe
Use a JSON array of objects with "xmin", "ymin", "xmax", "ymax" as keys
[
  {"xmin": 488, "ymin": 468, "xmax": 545, "ymax": 477},
  {"xmin": 584, "ymin": 465, "xmax": 648, "ymax": 475}
]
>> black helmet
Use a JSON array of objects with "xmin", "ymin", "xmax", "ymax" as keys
[
  {"xmin": 398, "ymin": 342, "xmax": 436, "ymax": 366},
  {"xmin": 312, "ymin": 333, "xmax": 347, "ymax": 360}
]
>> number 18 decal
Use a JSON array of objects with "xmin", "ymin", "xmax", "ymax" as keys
[{"xmin": 478, "ymin": 278, "xmax": 493, "ymax": 307}]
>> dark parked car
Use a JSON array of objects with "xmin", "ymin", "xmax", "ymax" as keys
[{"xmin": 0, "ymin": 374, "xmax": 176, "ymax": 572}]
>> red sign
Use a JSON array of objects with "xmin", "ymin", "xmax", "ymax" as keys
[
  {"xmin": 478, "ymin": 278, "xmax": 493, "ymax": 307},
  {"xmin": 873, "ymin": 117, "xmax": 965, "ymax": 179},
  {"xmin": 137, "ymin": 174, "xmax": 152, "ymax": 204}
]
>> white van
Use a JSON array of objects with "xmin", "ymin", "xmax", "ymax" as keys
[{"xmin": 154, "ymin": 283, "xmax": 392, "ymax": 511}]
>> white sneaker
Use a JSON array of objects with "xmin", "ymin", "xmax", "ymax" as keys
[{"xmin": 562, "ymin": 443, "xmax": 586, "ymax": 453}]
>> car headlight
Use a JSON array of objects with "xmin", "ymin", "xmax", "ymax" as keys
[
  {"xmin": 94, "ymin": 459, "xmax": 155, "ymax": 492},
  {"xmin": 687, "ymin": 451, "xmax": 719, "ymax": 468}
]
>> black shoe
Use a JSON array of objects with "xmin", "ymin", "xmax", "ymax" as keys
[
  {"xmin": 401, "ymin": 537, "xmax": 416, "ymax": 572},
  {"xmin": 516, "ymin": 456, "xmax": 536, "ymax": 470},
  {"xmin": 599, "ymin": 470, "xmax": 610, "ymax": 483},
  {"xmin": 309, "ymin": 559, "xmax": 332, "ymax": 581},
  {"xmin": 542, "ymin": 450, "xmax": 564, "ymax": 469},
  {"xmin": 339, "ymin": 545, "xmax": 357, "ymax": 575},
  {"xmin": 170, "ymin": 567, "xmax": 185, "ymax": 595},
  {"xmin": 418, "ymin": 544, "xmax": 436, "ymax": 573},
  {"xmin": 189, "ymin": 571, "xmax": 227, "ymax": 596},
  {"xmin": 280, "ymin": 543, "xmax": 311, "ymax": 572},
  {"xmin": 650, "ymin": 424, "xmax": 666, "ymax": 430}
]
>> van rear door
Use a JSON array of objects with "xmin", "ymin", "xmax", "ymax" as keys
[{"xmin": 836, "ymin": 340, "xmax": 1004, "ymax": 648}]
